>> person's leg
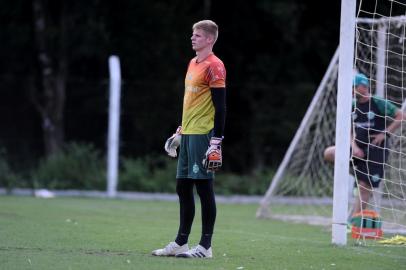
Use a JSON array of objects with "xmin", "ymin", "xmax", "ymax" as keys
[
  {"xmin": 175, "ymin": 133, "xmax": 215, "ymax": 258},
  {"xmin": 151, "ymin": 135, "xmax": 192, "ymax": 257},
  {"xmin": 353, "ymin": 180, "xmax": 371, "ymax": 213},
  {"xmin": 323, "ymin": 145, "xmax": 335, "ymax": 163},
  {"xmin": 353, "ymin": 146, "xmax": 384, "ymax": 213},
  {"xmin": 175, "ymin": 178, "xmax": 195, "ymax": 246},
  {"xmin": 353, "ymin": 158, "xmax": 371, "ymax": 214},
  {"xmin": 367, "ymin": 146, "xmax": 386, "ymax": 212},
  {"xmin": 195, "ymin": 179, "xmax": 216, "ymax": 249}
]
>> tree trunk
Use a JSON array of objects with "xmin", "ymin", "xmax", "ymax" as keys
[{"xmin": 32, "ymin": 0, "xmax": 66, "ymax": 157}]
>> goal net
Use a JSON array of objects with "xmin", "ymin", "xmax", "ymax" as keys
[{"xmin": 257, "ymin": 2, "xmax": 406, "ymax": 238}]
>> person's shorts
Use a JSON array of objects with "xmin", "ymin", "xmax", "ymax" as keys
[
  {"xmin": 176, "ymin": 132, "xmax": 214, "ymax": 179},
  {"xmin": 352, "ymin": 144, "xmax": 388, "ymax": 188}
]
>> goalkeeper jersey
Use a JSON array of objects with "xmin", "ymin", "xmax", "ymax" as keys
[
  {"xmin": 181, "ymin": 53, "xmax": 226, "ymax": 134},
  {"xmin": 353, "ymin": 96, "xmax": 398, "ymax": 146}
]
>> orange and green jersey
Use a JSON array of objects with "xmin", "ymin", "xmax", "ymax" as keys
[{"xmin": 181, "ymin": 53, "xmax": 226, "ymax": 134}]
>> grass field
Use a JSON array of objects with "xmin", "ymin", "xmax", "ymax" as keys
[{"xmin": 0, "ymin": 196, "xmax": 405, "ymax": 270}]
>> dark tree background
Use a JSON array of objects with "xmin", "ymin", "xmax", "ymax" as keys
[{"xmin": 0, "ymin": 0, "xmax": 346, "ymax": 174}]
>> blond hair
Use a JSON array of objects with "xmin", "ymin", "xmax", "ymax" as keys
[{"xmin": 192, "ymin": 20, "xmax": 218, "ymax": 43}]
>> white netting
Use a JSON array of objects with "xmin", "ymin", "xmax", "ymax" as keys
[
  {"xmin": 354, "ymin": 2, "xmax": 406, "ymax": 235},
  {"xmin": 257, "ymin": 2, "xmax": 406, "ymax": 238}
]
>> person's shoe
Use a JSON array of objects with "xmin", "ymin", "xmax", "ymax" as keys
[
  {"xmin": 151, "ymin": 242, "xmax": 189, "ymax": 256},
  {"xmin": 175, "ymin": 245, "xmax": 213, "ymax": 258}
]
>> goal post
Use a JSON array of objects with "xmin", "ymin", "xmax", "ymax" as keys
[
  {"xmin": 107, "ymin": 55, "xmax": 122, "ymax": 198},
  {"xmin": 332, "ymin": 0, "xmax": 356, "ymax": 246}
]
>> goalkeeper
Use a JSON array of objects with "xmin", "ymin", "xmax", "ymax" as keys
[
  {"xmin": 152, "ymin": 20, "xmax": 226, "ymax": 259},
  {"xmin": 324, "ymin": 73, "xmax": 404, "ymax": 214}
]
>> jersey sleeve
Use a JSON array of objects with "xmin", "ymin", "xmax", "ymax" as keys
[
  {"xmin": 207, "ymin": 61, "xmax": 226, "ymax": 88},
  {"xmin": 373, "ymin": 96, "xmax": 398, "ymax": 118}
]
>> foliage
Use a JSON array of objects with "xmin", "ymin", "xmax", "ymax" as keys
[
  {"xmin": 0, "ymin": 143, "xmax": 332, "ymax": 197},
  {"xmin": 119, "ymin": 155, "xmax": 177, "ymax": 193},
  {"xmin": 278, "ymin": 172, "xmax": 334, "ymax": 197},
  {"xmin": 119, "ymin": 155, "xmax": 274, "ymax": 195},
  {"xmin": 0, "ymin": 0, "xmax": 344, "ymax": 176},
  {"xmin": 0, "ymin": 149, "xmax": 20, "ymax": 192},
  {"xmin": 0, "ymin": 145, "xmax": 275, "ymax": 195},
  {"xmin": 2, "ymin": 0, "xmax": 403, "ymax": 175},
  {"xmin": 215, "ymin": 169, "xmax": 274, "ymax": 195},
  {"xmin": 31, "ymin": 142, "xmax": 105, "ymax": 190}
]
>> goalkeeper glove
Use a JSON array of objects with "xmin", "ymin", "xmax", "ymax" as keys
[
  {"xmin": 203, "ymin": 137, "xmax": 223, "ymax": 172},
  {"xmin": 164, "ymin": 126, "xmax": 182, "ymax": 158}
]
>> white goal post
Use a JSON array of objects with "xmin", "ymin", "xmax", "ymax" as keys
[
  {"xmin": 107, "ymin": 55, "xmax": 122, "ymax": 198},
  {"xmin": 257, "ymin": 0, "xmax": 406, "ymax": 245},
  {"xmin": 332, "ymin": 0, "xmax": 356, "ymax": 245}
]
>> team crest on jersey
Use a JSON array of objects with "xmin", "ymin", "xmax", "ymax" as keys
[
  {"xmin": 193, "ymin": 163, "xmax": 199, "ymax": 174},
  {"xmin": 368, "ymin": 111, "xmax": 375, "ymax": 120},
  {"xmin": 372, "ymin": 174, "xmax": 380, "ymax": 182}
]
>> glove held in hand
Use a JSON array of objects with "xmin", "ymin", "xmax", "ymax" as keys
[
  {"xmin": 203, "ymin": 137, "xmax": 223, "ymax": 171},
  {"xmin": 164, "ymin": 126, "xmax": 182, "ymax": 158}
]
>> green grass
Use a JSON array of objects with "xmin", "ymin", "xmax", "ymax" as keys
[{"xmin": 0, "ymin": 196, "xmax": 405, "ymax": 270}]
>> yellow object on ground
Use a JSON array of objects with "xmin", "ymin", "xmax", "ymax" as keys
[{"xmin": 378, "ymin": 235, "xmax": 406, "ymax": 245}]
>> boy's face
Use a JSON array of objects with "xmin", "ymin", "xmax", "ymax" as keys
[
  {"xmin": 191, "ymin": 28, "xmax": 213, "ymax": 52},
  {"xmin": 354, "ymin": 84, "xmax": 369, "ymax": 100}
]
